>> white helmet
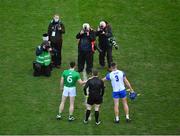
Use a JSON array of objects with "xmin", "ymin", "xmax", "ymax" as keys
[
  {"xmin": 82, "ymin": 23, "xmax": 90, "ymax": 30},
  {"xmin": 99, "ymin": 21, "xmax": 106, "ymax": 28}
]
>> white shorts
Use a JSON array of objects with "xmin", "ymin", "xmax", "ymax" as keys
[{"xmin": 62, "ymin": 86, "xmax": 76, "ymax": 97}]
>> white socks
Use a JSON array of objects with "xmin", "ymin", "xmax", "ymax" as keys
[
  {"xmin": 116, "ymin": 116, "xmax": 119, "ymax": 121},
  {"xmin": 116, "ymin": 115, "xmax": 129, "ymax": 120}
]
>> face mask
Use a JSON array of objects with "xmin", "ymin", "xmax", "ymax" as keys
[{"xmin": 54, "ymin": 18, "xmax": 59, "ymax": 22}]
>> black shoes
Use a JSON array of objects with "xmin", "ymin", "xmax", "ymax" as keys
[
  {"xmin": 56, "ymin": 114, "xmax": 62, "ymax": 120},
  {"xmin": 114, "ymin": 118, "xmax": 131, "ymax": 123},
  {"xmin": 126, "ymin": 118, "xmax": 131, "ymax": 123},
  {"xmin": 95, "ymin": 121, "xmax": 101, "ymax": 125},
  {"xmin": 83, "ymin": 120, "xmax": 88, "ymax": 124},
  {"xmin": 68, "ymin": 116, "xmax": 75, "ymax": 121},
  {"xmin": 114, "ymin": 119, "xmax": 120, "ymax": 123}
]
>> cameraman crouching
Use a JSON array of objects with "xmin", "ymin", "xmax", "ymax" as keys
[{"xmin": 33, "ymin": 34, "xmax": 52, "ymax": 77}]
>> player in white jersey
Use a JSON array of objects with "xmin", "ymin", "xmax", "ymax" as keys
[{"xmin": 102, "ymin": 62, "xmax": 134, "ymax": 123}]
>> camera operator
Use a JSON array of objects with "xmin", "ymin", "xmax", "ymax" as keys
[
  {"xmin": 33, "ymin": 34, "xmax": 52, "ymax": 77},
  {"xmin": 48, "ymin": 14, "xmax": 65, "ymax": 68},
  {"xmin": 76, "ymin": 23, "xmax": 96, "ymax": 74},
  {"xmin": 96, "ymin": 21, "xmax": 114, "ymax": 71}
]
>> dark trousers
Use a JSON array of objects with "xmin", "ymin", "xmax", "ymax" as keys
[
  {"xmin": 33, "ymin": 62, "xmax": 51, "ymax": 77},
  {"xmin": 51, "ymin": 41, "xmax": 62, "ymax": 66},
  {"xmin": 99, "ymin": 46, "xmax": 113, "ymax": 68},
  {"xmin": 78, "ymin": 50, "xmax": 93, "ymax": 74}
]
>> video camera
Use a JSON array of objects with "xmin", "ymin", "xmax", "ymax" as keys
[{"xmin": 108, "ymin": 37, "xmax": 119, "ymax": 50}]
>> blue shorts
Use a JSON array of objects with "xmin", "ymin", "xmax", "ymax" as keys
[{"xmin": 112, "ymin": 90, "xmax": 127, "ymax": 99}]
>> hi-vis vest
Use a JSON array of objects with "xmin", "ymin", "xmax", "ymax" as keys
[{"xmin": 36, "ymin": 51, "xmax": 51, "ymax": 66}]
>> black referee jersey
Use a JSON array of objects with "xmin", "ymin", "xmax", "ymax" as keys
[{"xmin": 83, "ymin": 77, "xmax": 105, "ymax": 104}]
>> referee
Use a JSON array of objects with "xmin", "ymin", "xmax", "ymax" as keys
[{"xmin": 83, "ymin": 69, "xmax": 105, "ymax": 125}]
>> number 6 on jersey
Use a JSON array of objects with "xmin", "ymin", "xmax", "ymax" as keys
[{"xmin": 67, "ymin": 75, "xmax": 73, "ymax": 83}]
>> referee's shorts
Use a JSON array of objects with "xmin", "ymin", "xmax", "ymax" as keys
[{"xmin": 87, "ymin": 96, "xmax": 103, "ymax": 105}]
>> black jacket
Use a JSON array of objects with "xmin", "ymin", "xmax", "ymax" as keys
[
  {"xmin": 48, "ymin": 20, "xmax": 65, "ymax": 43},
  {"xmin": 96, "ymin": 24, "xmax": 113, "ymax": 48},
  {"xmin": 84, "ymin": 77, "xmax": 105, "ymax": 98},
  {"xmin": 76, "ymin": 29, "xmax": 96, "ymax": 52}
]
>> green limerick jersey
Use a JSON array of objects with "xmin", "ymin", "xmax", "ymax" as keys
[{"xmin": 61, "ymin": 69, "xmax": 80, "ymax": 87}]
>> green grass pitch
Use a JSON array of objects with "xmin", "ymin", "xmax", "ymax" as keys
[{"xmin": 0, "ymin": 0, "xmax": 180, "ymax": 135}]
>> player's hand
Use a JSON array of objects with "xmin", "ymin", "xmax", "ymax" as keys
[
  {"xmin": 130, "ymin": 89, "xmax": 134, "ymax": 93},
  {"xmin": 83, "ymin": 80, "xmax": 87, "ymax": 84}
]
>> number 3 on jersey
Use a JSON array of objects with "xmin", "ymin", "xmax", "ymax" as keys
[
  {"xmin": 115, "ymin": 75, "xmax": 119, "ymax": 82},
  {"xmin": 67, "ymin": 75, "xmax": 73, "ymax": 83}
]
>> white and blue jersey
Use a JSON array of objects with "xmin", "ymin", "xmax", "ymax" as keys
[{"xmin": 106, "ymin": 70, "xmax": 127, "ymax": 98}]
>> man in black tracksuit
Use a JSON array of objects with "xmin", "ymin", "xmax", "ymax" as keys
[
  {"xmin": 83, "ymin": 69, "xmax": 105, "ymax": 125},
  {"xmin": 48, "ymin": 14, "xmax": 65, "ymax": 68},
  {"xmin": 96, "ymin": 21, "xmax": 113, "ymax": 70},
  {"xmin": 76, "ymin": 23, "xmax": 95, "ymax": 74}
]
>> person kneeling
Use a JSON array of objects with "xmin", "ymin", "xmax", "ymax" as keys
[{"xmin": 33, "ymin": 34, "xmax": 52, "ymax": 77}]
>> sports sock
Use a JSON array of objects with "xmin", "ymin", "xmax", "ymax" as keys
[
  {"xmin": 95, "ymin": 111, "xmax": 99, "ymax": 123},
  {"xmin": 59, "ymin": 111, "xmax": 62, "ymax": 115},
  {"xmin": 126, "ymin": 114, "xmax": 129, "ymax": 119},
  {"xmin": 85, "ymin": 110, "xmax": 91, "ymax": 121},
  {"xmin": 116, "ymin": 116, "xmax": 119, "ymax": 121},
  {"xmin": 59, "ymin": 112, "xmax": 62, "ymax": 114}
]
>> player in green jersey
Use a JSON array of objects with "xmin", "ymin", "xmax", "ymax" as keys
[{"xmin": 56, "ymin": 61, "xmax": 85, "ymax": 121}]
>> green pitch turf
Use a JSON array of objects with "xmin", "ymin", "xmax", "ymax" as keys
[{"xmin": 0, "ymin": 0, "xmax": 179, "ymax": 135}]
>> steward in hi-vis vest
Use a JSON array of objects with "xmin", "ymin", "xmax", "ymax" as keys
[{"xmin": 33, "ymin": 34, "xmax": 52, "ymax": 77}]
